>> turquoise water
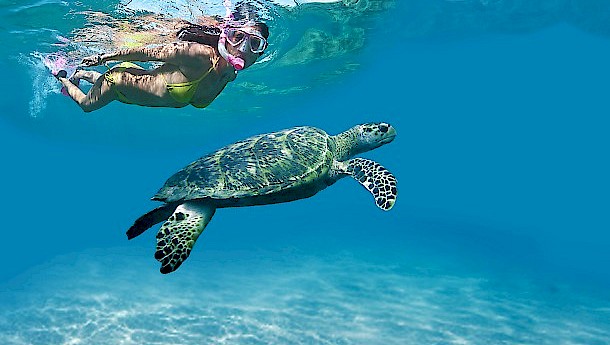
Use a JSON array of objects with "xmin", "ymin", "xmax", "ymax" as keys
[{"xmin": 1, "ymin": 1, "xmax": 610, "ymax": 344}]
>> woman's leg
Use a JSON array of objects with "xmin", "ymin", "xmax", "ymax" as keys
[
  {"xmin": 71, "ymin": 69, "xmax": 102, "ymax": 84},
  {"xmin": 57, "ymin": 74, "xmax": 116, "ymax": 113}
]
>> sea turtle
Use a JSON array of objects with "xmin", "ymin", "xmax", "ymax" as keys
[{"xmin": 127, "ymin": 122, "xmax": 398, "ymax": 273}]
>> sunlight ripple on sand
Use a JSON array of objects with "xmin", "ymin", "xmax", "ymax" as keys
[{"xmin": 1, "ymin": 255, "xmax": 609, "ymax": 345}]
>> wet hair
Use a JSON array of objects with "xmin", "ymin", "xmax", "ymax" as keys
[
  {"xmin": 251, "ymin": 22, "xmax": 269, "ymax": 39},
  {"xmin": 176, "ymin": 23, "xmax": 221, "ymax": 46}
]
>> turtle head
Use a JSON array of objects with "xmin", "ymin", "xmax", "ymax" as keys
[
  {"xmin": 355, "ymin": 122, "xmax": 396, "ymax": 149},
  {"xmin": 335, "ymin": 122, "xmax": 396, "ymax": 160}
]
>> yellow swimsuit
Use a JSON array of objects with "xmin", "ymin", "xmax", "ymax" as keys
[{"xmin": 104, "ymin": 62, "xmax": 215, "ymax": 107}]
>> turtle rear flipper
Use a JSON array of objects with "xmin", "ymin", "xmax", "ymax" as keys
[
  {"xmin": 154, "ymin": 201, "xmax": 216, "ymax": 274},
  {"xmin": 126, "ymin": 203, "xmax": 180, "ymax": 240},
  {"xmin": 346, "ymin": 158, "xmax": 397, "ymax": 211}
]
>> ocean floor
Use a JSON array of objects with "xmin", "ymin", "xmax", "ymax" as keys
[{"xmin": 1, "ymin": 248, "xmax": 609, "ymax": 345}]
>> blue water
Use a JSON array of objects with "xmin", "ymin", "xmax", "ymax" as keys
[{"xmin": 1, "ymin": 1, "xmax": 610, "ymax": 344}]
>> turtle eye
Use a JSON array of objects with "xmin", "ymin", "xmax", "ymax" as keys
[{"xmin": 380, "ymin": 124, "xmax": 389, "ymax": 133}]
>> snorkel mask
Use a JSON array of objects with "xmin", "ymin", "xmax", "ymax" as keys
[{"xmin": 218, "ymin": 26, "xmax": 267, "ymax": 71}]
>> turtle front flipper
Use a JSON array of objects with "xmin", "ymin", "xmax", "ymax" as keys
[
  {"xmin": 345, "ymin": 157, "xmax": 397, "ymax": 210},
  {"xmin": 154, "ymin": 201, "xmax": 216, "ymax": 274}
]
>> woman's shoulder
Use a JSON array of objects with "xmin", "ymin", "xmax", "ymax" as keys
[
  {"xmin": 161, "ymin": 41, "xmax": 216, "ymax": 64},
  {"xmin": 176, "ymin": 41, "xmax": 216, "ymax": 55}
]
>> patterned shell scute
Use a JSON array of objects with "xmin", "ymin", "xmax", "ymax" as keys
[{"xmin": 154, "ymin": 127, "xmax": 332, "ymax": 202}]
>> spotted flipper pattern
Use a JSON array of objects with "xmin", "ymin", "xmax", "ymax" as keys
[
  {"xmin": 346, "ymin": 158, "xmax": 397, "ymax": 210},
  {"xmin": 154, "ymin": 201, "xmax": 216, "ymax": 274}
]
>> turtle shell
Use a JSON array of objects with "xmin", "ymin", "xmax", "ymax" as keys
[{"xmin": 153, "ymin": 126, "xmax": 334, "ymax": 203}]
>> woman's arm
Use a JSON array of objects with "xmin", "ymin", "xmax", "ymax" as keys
[
  {"xmin": 82, "ymin": 42, "xmax": 214, "ymax": 67},
  {"xmin": 100, "ymin": 43, "xmax": 181, "ymax": 63}
]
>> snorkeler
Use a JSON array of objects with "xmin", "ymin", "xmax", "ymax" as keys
[{"xmin": 54, "ymin": 21, "xmax": 269, "ymax": 112}]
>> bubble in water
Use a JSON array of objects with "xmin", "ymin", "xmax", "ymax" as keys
[
  {"xmin": 42, "ymin": 52, "xmax": 68, "ymax": 75},
  {"xmin": 21, "ymin": 52, "xmax": 75, "ymax": 118}
]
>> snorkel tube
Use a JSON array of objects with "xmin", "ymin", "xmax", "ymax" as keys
[
  {"xmin": 219, "ymin": 0, "xmax": 245, "ymax": 71},
  {"xmin": 218, "ymin": 32, "xmax": 245, "ymax": 71}
]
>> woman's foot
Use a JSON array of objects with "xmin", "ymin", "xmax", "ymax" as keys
[
  {"xmin": 55, "ymin": 70, "xmax": 81, "ymax": 96},
  {"xmin": 68, "ymin": 70, "xmax": 81, "ymax": 86},
  {"xmin": 53, "ymin": 70, "xmax": 67, "ymax": 79}
]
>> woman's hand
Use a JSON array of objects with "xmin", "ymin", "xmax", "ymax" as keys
[{"xmin": 81, "ymin": 54, "xmax": 103, "ymax": 67}]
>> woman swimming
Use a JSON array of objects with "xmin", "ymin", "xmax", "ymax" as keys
[{"xmin": 55, "ymin": 21, "xmax": 269, "ymax": 112}]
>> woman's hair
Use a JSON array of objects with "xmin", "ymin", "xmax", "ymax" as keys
[
  {"xmin": 176, "ymin": 22, "xmax": 221, "ymax": 46},
  {"xmin": 251, "ymin": 22, "xmax": 269, "ymax": 39}
]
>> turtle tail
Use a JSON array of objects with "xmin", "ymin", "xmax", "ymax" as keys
[{"xmin": 127, "ymin": 203, "xmax": 180, "ymax": 240}]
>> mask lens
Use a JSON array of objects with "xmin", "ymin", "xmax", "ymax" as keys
[
  {"xmin": 226, "ymin": 29, "xmax": 246, "ymax": 46},
  {"xmin": 249, "ymin": 35, "xmax": 267, "ymax": 53},
  {"xmin": 225, "ymin": 28, "xmax": 267, "ymax": 53}
]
